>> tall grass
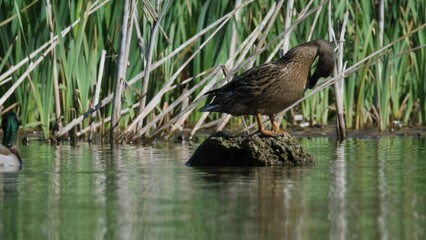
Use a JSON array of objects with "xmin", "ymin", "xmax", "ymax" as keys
[{"xmin": 0, "ymin": 0, "xmax": 425, "ymax": 141}]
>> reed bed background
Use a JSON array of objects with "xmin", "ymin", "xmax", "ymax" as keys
[{"xmin": 0, "ymin": 0, "xmax": 425, "ymax": 142}]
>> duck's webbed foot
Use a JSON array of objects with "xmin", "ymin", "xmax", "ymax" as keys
[
  {"xmin": 256, "ymin": 113, "xmax": 291, "ymax": 137},
  {"xmin": 272, "ymin": 129, "xmax": 291, "ymax": 137},
  {"xmin": 258, "ymin": 128, "xmax": 280, "ymax": 137},
  {"xmin": 269, "ymin": 114, "xmax": 291, "ymax": 137}
]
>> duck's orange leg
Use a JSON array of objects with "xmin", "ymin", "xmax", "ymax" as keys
[
  {"xmin": 256, "ymin": 113, "xmax": 276, "ymax": 136},
  {"xmin": 269, "ymin": 114, "xmax": 291, "ymax": 137}
]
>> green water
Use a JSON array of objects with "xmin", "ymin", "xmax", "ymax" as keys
[{"xmin": 0, "ymin": 137, "xmax": 425, "ymax": 239}]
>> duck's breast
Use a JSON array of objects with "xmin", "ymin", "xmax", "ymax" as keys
[{"xmin": 0, "ymin": 145, "xmax": 20, "ymax": 172}]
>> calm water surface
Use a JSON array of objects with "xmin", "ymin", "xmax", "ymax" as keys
[{"xmin": 0, "ymin": 137, "xmax": 425, "ymax": 239}]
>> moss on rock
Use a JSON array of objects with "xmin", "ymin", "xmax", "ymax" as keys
[{"xmin": 187, "ymin": 132, "xmax": 314, "ymax": 167}]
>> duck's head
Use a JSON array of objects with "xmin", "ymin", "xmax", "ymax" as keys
[
  {"xmin": 307, "ymin": 40, "xmax": 336, "ymax": 89},
  {"xmin": 2, "ymin": 112, "xmax": 19, "ymax": 148}
]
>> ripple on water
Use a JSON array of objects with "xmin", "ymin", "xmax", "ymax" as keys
[{"xmin": 0, "ymin": 137, "xmax": 425, "ymax": 239}]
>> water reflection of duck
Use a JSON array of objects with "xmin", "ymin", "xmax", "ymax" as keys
[
  {"xmin": 200, "ymin": 39, "xmax": 335, "ymax": 136},
  {"xmin": 0, "ymin": 112, "xmax": 22, "ymax": 172}
]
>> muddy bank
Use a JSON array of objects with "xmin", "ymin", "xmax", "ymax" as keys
[{"xmin": 186, "ymin": 132, "xmax": 314, "ymax": 167}]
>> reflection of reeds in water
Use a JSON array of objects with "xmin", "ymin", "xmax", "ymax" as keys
[
  {"xmin": 0, "ymin": 1, "xmax": 425, "ymax": 142},
  {"xmin": 329, "ymin": 142, "xmax": 346, "ymax": 239}
]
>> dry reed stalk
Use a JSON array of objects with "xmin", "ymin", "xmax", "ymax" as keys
[
  {"xmin": 377, "ymin": 0, "xmax": 385, "ymax": 131},
  {"xmin": 46, "ymin": 0, "xmax": 62, "ymax": 131},
  {"xmin": 329, "ymin": 8, "xmax": 349, "ymax": 140},
  {"xmin": 89, "ymin": 49, "xmax": 107, "ymax": 141},
  {"xmin": 1, "ymin": 103, "xmax": 19, "ymax": 115},
  {"xmin": 190, "ymin": 113, "xmax": 211, "ymax": 138},
  {"xmin": 0, "ymin": 77, "xmax": 12, "ymax": 86},
  {"xmin": 307, "ymin": 2, "xmax": 323, "ymax": 41},
  {"xmin": 274, "ymin": 0, "xmax": 295, "ymax": 126},
  {"xmin": 215, "ymin": 115, "xmax": 232, "ymax": 132},
  {"xmin": 134, "ymin": 10, "xmax": 147, "ymax": 73},
  {"xmin": 228, "ymin": 0, "xmax": 241, "ymax": 67},
  {"xmin": 137, "ymin": 0, "xmax": 166, "ymax": 131},
  {"xmin": 281, "ymin": 0, "xmax": 294, "ymax": 54},
  {"xmin": 111, "ymin": 0, "xmax": 133, "ymax": 140}
]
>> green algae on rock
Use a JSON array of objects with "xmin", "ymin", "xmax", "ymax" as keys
[{"xmin": 187, "ymin": 132, "xmax": 314, "ymax": 167}]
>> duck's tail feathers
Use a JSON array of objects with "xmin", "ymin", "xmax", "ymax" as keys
[{"xmin": 199, "ymin": 104, "xmax": 220, "ymax": 112}]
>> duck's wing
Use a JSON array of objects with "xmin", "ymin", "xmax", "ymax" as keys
[{"xmin": 207, "ymin": 62, "xmax": 280, "ymax": 98}]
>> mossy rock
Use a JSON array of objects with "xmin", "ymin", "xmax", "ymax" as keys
[{"xmin": 187, "ymin": 132, "xmax": 314, "ymax": 167}]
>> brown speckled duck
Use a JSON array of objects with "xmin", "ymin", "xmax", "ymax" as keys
[{"xmin": 200, "ymin": 39, "xmax": 335, "ymax": 136}]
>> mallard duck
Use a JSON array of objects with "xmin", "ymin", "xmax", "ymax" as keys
[
  {"xmin": 0, "ymin": 112, "xmax": 22, "ymax": 171},
  {"xmin": 200, "ymin": 39, "xmax": 335, "ymax": 136}
]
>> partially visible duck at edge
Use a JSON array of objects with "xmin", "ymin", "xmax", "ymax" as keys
[
  {"xmin": 200, "ymin": 39, "xmax": 335, "ymax": 137},
  {"xmin": 0, "ymin": 112, "xmax": 22, "ymax": 172}
]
